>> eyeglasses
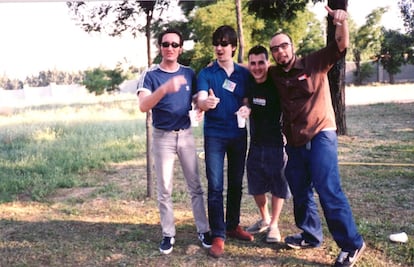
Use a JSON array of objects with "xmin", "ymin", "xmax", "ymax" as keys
[
  {"xmin": 212, "ymin": 40, "xmax": 231, "ymax": 47},
  {"xmin": 270, "ymin": 42, "xmax": 291, "ymax": 52},
  {"xmin": 161, "ymin": 42, "xmax": 181, "ymax": 48}
]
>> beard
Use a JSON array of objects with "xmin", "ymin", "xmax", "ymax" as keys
[{"xmin": 278, "ymin": 53, "xmax": 295, "ymax": 69}]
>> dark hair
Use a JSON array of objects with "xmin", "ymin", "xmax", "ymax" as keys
[
  {"xmin": 248, "ymin": 45, "xmax": 268, "ymax": 60},
  {"xmin": 157, "ymin": 28, "xmax": 183, "ymax": 47},
  {"xmin": 212, "ymin": 25, "xmax": 238, "ymax": 57}
]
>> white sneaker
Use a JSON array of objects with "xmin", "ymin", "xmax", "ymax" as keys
[
  {"xmin": 266, "ymin": 226, "xmax": 281, "ymax": 243},
  {"xmin": 246, "ymin": 219, "xmax": 269, "ymax": 234}
]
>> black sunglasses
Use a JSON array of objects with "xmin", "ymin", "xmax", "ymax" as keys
[
  {"xmin": 212, "ymin": 40, "xmax": 231, "ymax": 47},
  {"xmin": 270, "ymin": 42, "xmax": 291, "ymax": 53},
  {"xmin": 161, "ymin": 42, "xmax": 181, "ymax": 48}
]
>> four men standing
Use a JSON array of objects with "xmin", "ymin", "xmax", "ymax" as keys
[{"xmin": 137, "ymin": 6, "xmax": 364, "ymax": 267}]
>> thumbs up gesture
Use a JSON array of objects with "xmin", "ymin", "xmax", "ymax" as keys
[{"xmin": 205, "ymin": 89, "xmax": 220, "ymax": 110}]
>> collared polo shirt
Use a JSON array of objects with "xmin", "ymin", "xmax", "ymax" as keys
[
  {"xmin": 269, "ymin": 42, "xmax": 346, "ymax": 146},
  {"xmin": 197, "ymin": 60, "xmax": 250, "ymax": 139},
  {"xmin": 137, "ymin": 64, "xmax": 196, "ymax": 131}
]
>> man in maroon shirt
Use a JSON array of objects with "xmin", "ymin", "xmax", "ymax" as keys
[{"xmin": 268, "ymin": 6, "xmax": 365, "ymax": 267}]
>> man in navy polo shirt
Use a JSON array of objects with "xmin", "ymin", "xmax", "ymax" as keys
[
  {"xmin": 137, "ymin": 28, "xmax": 211, "ymax": 255},
  {"xmin": 197, "ymin": 25, "xmax": 253, "ymax": 258}
]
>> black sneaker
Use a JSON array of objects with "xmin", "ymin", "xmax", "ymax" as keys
[
  {"xmin": 159, "ymin": 236, "xmax": 175, "ymax": 254},
  {"xmin": 198, "ymin": 231, "xmax": 212, "ymax": 248},
  {"xmin": 334, "ymin": 242, "xmax": 366, "ymax": 267},
  {"xmin": 285, "ymin": 233, "xmax": 318, "ymax": 249}
]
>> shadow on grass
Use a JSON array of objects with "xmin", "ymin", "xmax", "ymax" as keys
[{"xmin": 0, "ymin": 219, "xmax": 333, "ymax": 267}]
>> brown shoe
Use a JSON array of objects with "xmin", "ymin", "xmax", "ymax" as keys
[
  {"xmin": 209, "ymin": 237, "xmax": 225, "ymax": 258},
  {"xmin": 226, "ymin": 225, "xmax": 254, "ymax": 241}
]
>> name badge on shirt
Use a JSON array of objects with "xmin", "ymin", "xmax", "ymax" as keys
[
  {"xmin": 222, "ymin": 79, "xmax": 237, "ymax": 92},
  {"xmin": 253, "ymin": 97, "xmax": 266, "ymax": 106},
  {"xmin": 298, "ymin": 74, "xmax": 308, "ymax": 80}
]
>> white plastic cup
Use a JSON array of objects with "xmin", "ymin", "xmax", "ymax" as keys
[
  {"xmin": 389, "ymin": 232, "xmax": 408, "ymax": 243},
  {"xmin": 189, "ymin": 110, "xmax": 199, "ymax": 127},
  {"xmin": 236, "ymin": 112, "xmax": 246, "ymax": 128}
]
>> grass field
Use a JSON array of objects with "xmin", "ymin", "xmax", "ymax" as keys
[{"xmin": 0, "ymin": 93, "xmax": 413, "ymax": 266}]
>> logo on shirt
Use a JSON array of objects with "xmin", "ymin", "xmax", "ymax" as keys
[{"xmin": 253, "ymin": 97, "xmax": 266, "ymax": 106}]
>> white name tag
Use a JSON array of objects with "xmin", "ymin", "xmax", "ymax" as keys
[{"xmin": 222, "ymin": 79, "xmax": 237, "ymax": 92}]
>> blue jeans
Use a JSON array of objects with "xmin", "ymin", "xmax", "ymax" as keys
[
  {"xmin": 285, "ymin": 130, "xmax": 364, "ymax": 251},
  {"xmin": 204, "ymin": 134, "xmax": 247, "ymax": 239}
]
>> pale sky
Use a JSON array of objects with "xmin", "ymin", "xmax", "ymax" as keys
[{"xmin": 0, "ymin": 0, "xmax": 406, "ymax": 80}]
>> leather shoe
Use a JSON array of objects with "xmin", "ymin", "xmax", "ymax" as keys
[
  {"xmin": 209, "ymin": 237, "xmax": 225, "ymax": 258},
  {"xmin": 226, "ymin": 225, "xmax": 254, "ymax": 241}
]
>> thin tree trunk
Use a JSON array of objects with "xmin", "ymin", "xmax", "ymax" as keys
[
  {"xmin": 327, "ymin": 0, "xmax": 348, "ymax": 135},
  {"xmin": 235, "ymin": 0, "xmax": 244, "ymax": 63},
  {"xmin": 145, "ymin": 11, "xmax": 153, "ymax": 198}
]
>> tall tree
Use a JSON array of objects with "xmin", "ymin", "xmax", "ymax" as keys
[
  {"xmin": 399, "ymin": 0, "xmax": 414, "ymax": 35},
  {"xmin": 327, "ymin": 0, "xmax": 347, "ymax": 135},
  {"xmin": 67, "ymin": 0, "xmax": 171, "ymax": 198},
  {"xmin": 351, "ymin": 7, "xmax": 387, "ymax": 85},
  {"xmin": 235, "ymin": 0, "xmax": 245, "ymax": 63},
  {"xmin": 380, "ymin": 29, "xmax": 413, "ymax": 84},
  {"xmin": 67, "ymin": 0, "xmax": 209, "ymax": 198},
  {"xmin": 190, "ymin": 0, "xmax": 264, "ymax": 72}
]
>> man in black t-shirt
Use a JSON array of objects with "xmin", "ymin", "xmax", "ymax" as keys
[{"xmin": 245, "ymin": 45, "xmax": 291, "ymax": 243}]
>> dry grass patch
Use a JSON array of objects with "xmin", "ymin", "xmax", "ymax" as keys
[{"xmin": 1, "ymin": 100, "xmax": 413, "ymax": 266}]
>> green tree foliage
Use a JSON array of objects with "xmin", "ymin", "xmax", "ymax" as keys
[
  {"xmin": 190, "ymin": 0, "xmax": 324, "ymax": 72},
  {"xmin": 0, "ymin": 76, "xmax": 23, "ymax": 90},
  {"xmin": 399, "ymin": 0, "xmax": 414, "ymax": 35},
  {"xmin": 277, "ymin": 8, "xmax": 325, "ymax": 57},
  {"xmin": 380, "ymin": 29, "xmax": 413, "ymax": 84},
  {"xmin": 354, "ymin": 62, "xmax": 375, "ymax": 84},
  {"xmin": 190, "ymin": 0, "xmax": 263, "ymax": 71},
  {"xmin": 67, "ymin": 0, "xmax": 173, "ymax": 67},
  {"xmin": 82, "ymin": 66, "xmax": 126, "ymax": 95},
  {"xmin": 247, "ymin": 0, "xmax": 314, "ymax": 20},
  {"xmin": 25, "ymin": 70, "xmax": 84, "ymax": 87},
  {"xmin": 82, "ymin": 68, "xmax": 108, "ymax": 95},
  {"xmin": 0, "ymin": 70, "xmax": 85, "ymax": 90},
  {"xmin": 351, "ymin": 7, "xmax": 387, "ymax": 85}
]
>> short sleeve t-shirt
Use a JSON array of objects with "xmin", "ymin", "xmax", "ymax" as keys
[
  {"xmin": 247, "ymin": 76, "xmax": 284, "ymax": 146},
  {"xmin": 137, "ymin": 64, "xmax": 196, "ymax": 131}
]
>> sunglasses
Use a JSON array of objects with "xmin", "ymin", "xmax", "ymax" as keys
[
  {"xmin": 212, "ymin": 40, "xmax": 231, "ymax": 47},
  {"xmin": 161, "ymin": 42, "xmax": 181, "ymax": 48},
  {"xmin": 270, "ymin": 42, "xmax": 291, "ymax": 53}
]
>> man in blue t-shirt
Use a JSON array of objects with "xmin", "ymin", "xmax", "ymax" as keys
[
  {"xmin": 197, "ymin": 25, "xmax": 253, "ymax": 258},
  {"xmin": 137, "ymin": 28, "xmax": 211, "ymax": 255}
]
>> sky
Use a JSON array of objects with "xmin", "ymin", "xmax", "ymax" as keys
[{"xmin": 0, "ymin": 0, "xmax": 406, "ymax": 80}]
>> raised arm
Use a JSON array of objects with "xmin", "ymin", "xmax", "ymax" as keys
[{"xmin": 325, "ymin": 6, "xmax": 349, "ymax": 52}]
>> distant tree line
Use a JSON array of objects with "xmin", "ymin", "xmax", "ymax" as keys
[{"xmin": 0, "ymin": 64, "xmax": 144, "ymax": 95}]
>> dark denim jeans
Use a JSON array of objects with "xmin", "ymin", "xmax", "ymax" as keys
[
  {"xmin": 285, "ymin": 130, "xmax": 364, "ymax": 251},
  {"xmin": 204, "ymin": 134, "xmax": 247, "ymax": 239}
]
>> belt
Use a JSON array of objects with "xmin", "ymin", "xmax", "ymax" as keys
[{"xmin": 172, "ymin": 128, "xmax": 186, "ymax": 132}]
